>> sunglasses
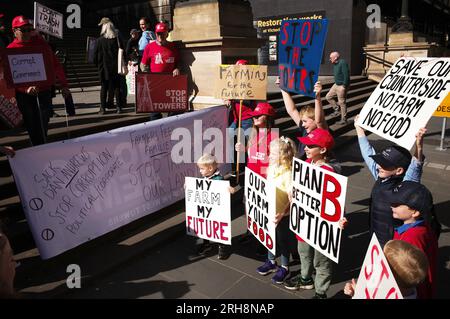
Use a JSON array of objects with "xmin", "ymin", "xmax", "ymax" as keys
[{"xmin": 17, "ymin": 27, "xmax": 33, "ymax": 33}]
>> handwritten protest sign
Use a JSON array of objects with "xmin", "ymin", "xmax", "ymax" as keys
[
  {"xmin": 357, "ymin": 58, "xmax": 450, "ymax": 150},
  {"xmin": 1, "ymin": 46, "xmax": 54, "ymax": 89},
  {"xmin": 245, "ymin": 167, "xmax": 276, "ymax": 255},
  {"xmin": 136, "ymin": 73, "xmax": 188, "ymax": 113},
  {"xmin": 289, "ymin": 158, "xmax": 347, "ymax": 263},
  {"xmin": 433, "ymin": 92, "xmax": 450, "ymax": 118},
  {"xmin": 185, "ymin": 177, "xmax": 231, "ymax": 245},
  {"xmin": 126, "ymin": 64, "xmax": 139, "ymax": 95},
  {"xmin": 214, "ymin": 65, "xmax": 268, "ymax": 100},
  {"xmin": 34, "ymin": 2, "xmax": 64, "ymax": 39},
  {"xmin": 9, "ymin": 106, "xmax": 230, "ymax": 259},
  {"xmin": 353, "ymin": 234, "xmax": 403, "ymax": 299},
  {"xmin": 278, "ymin": 19, "xmax": 328, "ymax": 97}
]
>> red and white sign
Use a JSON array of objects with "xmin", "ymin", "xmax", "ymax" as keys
[
  {"xmin": 126, "ymin": 64, "xmax": 138, "ymax": 95},
  {"xmin": 135, "ymin": 73, "xmax": 188, "ymax": 113},
  {"xmin": 0, "ymin": 79, "xmax": 22, "ymax": 128},
  {"xmin": 0, "ymin": 47, "xmax": 54, "ymax": 89},
  {"xmin": 289, "ymin": 158, "xmax": 347, "ymax": 263},
  {"xmin": 353, "ymin": 234, "xmax": 403, "ymax": 299},
  {"xmin": 185, "ymin": 177, "xmax": 231, "ymax": 245},
  {"xmin": 245, "ymin": 167, "xmax": 276, "ymax": 255}
]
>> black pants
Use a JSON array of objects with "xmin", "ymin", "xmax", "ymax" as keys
[
  {"xmin": 16, "ymin": 91, "xmax": 52, "ymax": 146},
  {"xmin": 100, "ymin": 75, "xmax": 122, "ymax": 110}
]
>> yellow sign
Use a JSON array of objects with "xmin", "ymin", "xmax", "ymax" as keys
[
  {"xmin": 214, "ymin": 65, "xmax": 268, "ymax": 100},
  {"xmin": 434, "ymin": 92, "xmax": 450, "ymax": 118}
]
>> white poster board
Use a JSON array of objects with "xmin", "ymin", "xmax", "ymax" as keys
[
  {"xmin": 185, "ymin": 177, "xmax": 231, "ymax": 245},
  {"xmin": 34, "ymin": 2, "xmax": 64, "ymax": 39},
  {"xmin": 357, "ymin": 58, "xmax": 450, "ymax": 150},
  {"xmin": 289, "ymin": 158, "xmax": 347, "ymax": 263},
  {"xmin": 126, "ymin": 64, "xmax": 138, "ymax": 95},
  {"xmin": 7, "ymin": 53, "xmax": 47, "ymax": 84},
  {"xmin": 245, "ymin": 167, "xmax": 276, "ymax": 255},
  {"xmin": 353, "ymin": 234, "xmax": 403, "ymax": 299},
  {"xmin": 9, "ymin": 106, "xmax": 230, "ymax": 259}
]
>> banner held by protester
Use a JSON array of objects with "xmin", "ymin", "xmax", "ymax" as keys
[
  {"xmin": 185, "ymin": 177, "xmax": 231, "ymax": 245},
  {"xmin": 278, "ymin": 18, "xmax": 328, "ymax": 98},
  {"xmin": 357, "ymin": 57, "xmax": 450, "ymax": 150},
  {"xmin": 289, "ymin": 157, "xmax": 347, "ymax": 263}
]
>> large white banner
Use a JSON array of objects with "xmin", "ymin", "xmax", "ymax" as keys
[
  {"xmin": 245, "ymin": 167, "xmax": 276, "ymax": 255},
  {"xmin": 357, "ymin": 57, "xmax": 450, "ymax": 150},
  {"xmin": 289, "ymin": 158, "xmax": 347, "ymax": 263},
  {"xmin": 353, "ymin": 234, "xmax": 403, "ymax": 299},
  {"xmin": 9, "ymin": 106, "xmax": 230, "ymax": 259},
  {"xmin": 34, "ymin": 2, "xmax": 64, "ymax": 39},
  {"xmin": 185, "ymin": 177, "xmax": 231, "ymax": 245}
]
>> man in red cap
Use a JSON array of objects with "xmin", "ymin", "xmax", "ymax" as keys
[
  {"xmin": 7, "ymin": 16, "xmax": 71, "ymax": 146},
  {"xmin": 140, "ymin": 21, "xmax": 180, "ymax": 120}
]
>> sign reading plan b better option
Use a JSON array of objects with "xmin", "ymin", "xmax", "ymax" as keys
[
  {"xmin": 357, "ymin": 58, "xmax": 450, "ymax": 150},
  {"xmin": 185, "ymin": 177, "xmax": 231, "ymax": 245},
  {"xmin": 290, "ymin": 158, "xmax": 347, "ymax": 263}
]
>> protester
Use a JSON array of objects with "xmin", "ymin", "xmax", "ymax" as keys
[
  {"xmin": 0, "ymin": 13, "xmax": 11, "ymax": 48},
  {"xmin": 194, "ymin": 154, "xmax": 231, "ymax": 260},
  {"xmin": 140, "ymin": 21, "xmax": 180, "ymax": 121},
  {"xmin": 0, "ymin": 232, "xmax": 17, "ymax": 298},
  {"xmin": 126, "ymin": 28, "xmax": 140, "ymax": 65},
  {"xmin": 138, "ymin": 17, "xmax": 155, "ymax": 58},
  {"xmin": 94, "ymin": 18, "xmax": 126, "ymax": 114},
  {"xmin": 354, "ymin": 115, "xmax": 426, "ymax": 248},
  {"xmin": 7, "ymin": 16, "xmax": 71, "ymax": 146},
  {"xmin": 390, "ymin": 181, "xmax": 438, "ymax": 298},
  {"xmin": 344, "ymin": 240, "xmax": 429, "ymax": 299},
  {"xmin": 280, "ymin": 80, "xmax": 327, "ymax": 158},
  {"xmin": 326, "ymin": 51, "xmax": 350, "ymax": 124},
  {"xmin": 256, "ymin": 137, "xmax": 297, "ymax": 284},
  {"xmin": 283, "ymin": 128, "xmax": 347, "ymax": 299},
  {"xmin": 0, "ymin": 146, "xmax": 15, "ymax": 157}
]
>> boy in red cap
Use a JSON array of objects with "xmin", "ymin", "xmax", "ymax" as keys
[
  {"xmin": 140, "ymin": 21, "xmax": 180, "ymax": 121},
  {"xmin": 7, "ymin": 16, "xmax": 71, "ymax": 146}
]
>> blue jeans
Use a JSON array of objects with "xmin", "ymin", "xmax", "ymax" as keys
[{"xmin": 268, "ymin": 216, "xmax": 295, "ymax": 267}]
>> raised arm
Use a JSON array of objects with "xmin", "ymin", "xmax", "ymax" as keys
[
  {"xmin": 281, "ymin": 89, "xmax": 302, "ymax": 126},
  {"xmin": 314, "ymin": 82, "xmax": 328, "ymax": 130},
  {"xmin": 355, "ymin": 114, "xmax": 378, "ymax": 180}
]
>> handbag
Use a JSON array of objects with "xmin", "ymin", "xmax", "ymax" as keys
[{"xmin": 117, "ymin": 37, "xmax": 128, "ymax": 76}]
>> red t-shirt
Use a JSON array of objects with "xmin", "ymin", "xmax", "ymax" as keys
[
  {"xmin": 141, "ymin": 41, "xmax": 179, "ymax": 73},
  {"xmin": 296, "ymin": 159, "xmax": 334, "ymax": 242},
  {"xmin": 394, "ymin": 224, "xmax": 438, "ymax": 299},
  {"xmin": 246, "ymin": 129, "xmax": 278, "ymax": 178}
]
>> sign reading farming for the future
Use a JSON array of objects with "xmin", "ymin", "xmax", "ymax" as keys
[
  {"xmin": 289, "ymin": 158, "xmax": 347, "ymax": 263},
  {"xmin": 357, "ymin": 58, "xmax": 450, "ymax": 150}
]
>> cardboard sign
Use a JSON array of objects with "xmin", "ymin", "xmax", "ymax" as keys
[
  {"xmin": 245, "ymin": 167, "xmax": 276, "ymax": 255},
  {"xmin": 433, "ymin": 92, "xmax": 450, "ymax": 118},
  {"xmin": 278, "ymin": 19, "xmax": 328, "ymax": 97},
  {"xmin": 214, "ymin": 65, "xmax": 268, "ymax": 100},
  {"xmin": 289, "ymin": 158, "xmax": 347, "ymax": 263},
  {"xmin": 9, "ymin": 106, "xmax": 230, "ymax": 259},
  {"xmin": 353, "ymin": 234, "xmax": 403, "ymax": 299},
  {"xmin": 0, "ymin": 76, "xmax": 22, "ymax": 128},
  {"xmin": 185, "ymin": 177, "xmax": 231, "ymax": 245},
  {"xmin": 0, "ymin": 46, "xmax": 54, "ymax": 89},
  {"xmin": 136, "ymin": 73, "xmax": 188, "ymax": 113},
  {"xmin": 357, "ymin": 58, "xmax": 450, "ymax": 150},
  {"xmin": 34, "ymin": 2, "xmax": 64, "ymax": 39}
]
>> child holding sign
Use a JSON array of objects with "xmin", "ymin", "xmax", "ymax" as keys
[
  {"xmin": 354, "ymin": 114, "xmax": 426, "ymax": 248},
  {"xmin": 344, "ymin": 239, "xmax": 429, "ymax": 299},
  {"xmin": 284, "ymin": 128, "xmax": 347, "ymax": 299},
  {"xmin": 391, "ymin": 181, "xmax": 438, "ymax": 298},
  {"xmin": 256, "ymin": 136, "xmax": 297, "ymax": 284},
  {"xmin": 195, "ymin": 154, "xmax": 231, "ymax": 260}
]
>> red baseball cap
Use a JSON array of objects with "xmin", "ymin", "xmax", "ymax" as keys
[
  {"xmin": 298, "ymin": 128, "xmax": 334, "ymax": 149},
  {"xmin": 155, "ymin": 22, "xmax": 168, "ymax": 33},
  {"xmin": 250, "ymin": 102, "xmax": 276, "ymax": 117},
  {"xmin": 12, "ymin": 15, "xmax": 32, "ymax": 29},
  {"xmin": 236, "ymin": 59, "xmax": 249, "ymax": 65},
  {"xmin": 0, "ymin": 13, "xmax": 5, "ymax": 19}
]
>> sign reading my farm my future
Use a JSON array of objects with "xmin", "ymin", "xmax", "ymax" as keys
[
  {"xmin": 278, "ymin": 19, "xmax": 328, "ymax": 98},
  {"xmin": 357, "ymin": 58, "xmax": 450, "ymax": 150}
]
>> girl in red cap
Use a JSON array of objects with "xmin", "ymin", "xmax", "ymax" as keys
[{"xmin": 283, "ymin": 128, "xmax": 347, "ymax": 298}]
